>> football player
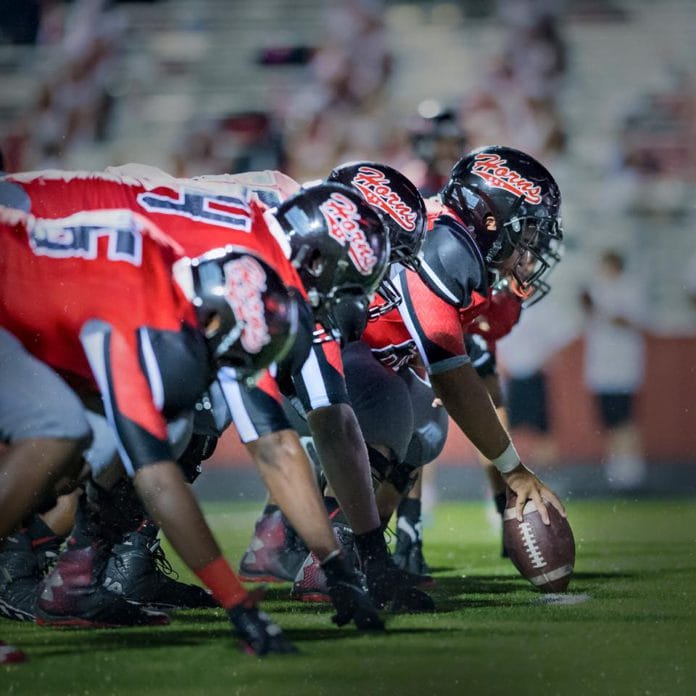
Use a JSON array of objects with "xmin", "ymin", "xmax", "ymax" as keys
[
  {"xmin": 0, "ymin": 168, "xmax": 389, "ymax": 631},
  {"xmin": 344, "ymin": 146, "xmax": 567, "ymax": 551},
  {"xmin": 0, "ymin": 204, "xmax": 299, "ymax": 655},
  {"xmin": 223, "ymin": 164, "xmax": 437, "ymax": 609}
]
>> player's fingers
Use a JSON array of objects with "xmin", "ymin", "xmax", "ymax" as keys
[
  {"xmin": 543, "ymin": 488, "xmax": 566, "ymax": 517},
  {"xmin": 532, "ymin": 489, "xmax": 550, "ymax": 525},
  {"xmin": 514, "ymin": 491, "xmax": 527, "ymax": 522}
]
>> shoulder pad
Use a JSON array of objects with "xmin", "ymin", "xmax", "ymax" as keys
[{"xmin": 417, "ymin": 215, "xmax": 488, "ymax": 307}]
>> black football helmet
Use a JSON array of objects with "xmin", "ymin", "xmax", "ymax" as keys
[
  {"xmin": 328, "ymin": 161, "xmax": 426, "ymax": 320},
  {"xmin": 272, "ymin": 182, "xmax": 390, "ymax": 343},
  {"xmin": 441, "ymin": 145, "xmax": 563, "ymax": 297},
  {"xmin": 173, "ymin": 246, "xmax": 300, "ymax": 380}
]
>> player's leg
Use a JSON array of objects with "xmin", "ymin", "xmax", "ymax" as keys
[
  {"xmin": 335, "ymin": 342, "xmax": 435, "ymax": 610},
  {"xmin": 0, "ymin": 328, "xmax": 91, "ymax": 623},
  {"xmin": 391, "ymin": 367, "xmax": 449, "ymax": 574},
  {"xmin": 94, "ymin": 419, "xmax": 217, "ymax": 609},
  {"xmin": 599, "ymin": 392, "xmax": 646, "ymax": 490}
]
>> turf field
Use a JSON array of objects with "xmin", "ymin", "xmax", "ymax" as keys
[{"xmin": 2, "ymin": 498, "xmax": 695, "ymax": 695}]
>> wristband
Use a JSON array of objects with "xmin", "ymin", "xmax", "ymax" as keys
[{"xmin": 491, "ymin": 441, "xmax": 521, "ymax": 474}]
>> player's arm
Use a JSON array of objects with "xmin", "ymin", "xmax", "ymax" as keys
[
  {"xmin": 79, "ymin": 320, "xmax": 254, "ymax": 609},
  {"xmin": 398, "ymin": 272, "xmax": 565, "ymax": 524},
  {"xmin": 429, "ymin": 364, "xmax": 563, "ymax": 524},
  {"xmin": 292, "ymin": 339, "xmax": 381, "ymax": 535},
  {"xmin": 217, "ymin": 366, "xmax": 339, "ymax": 560}
]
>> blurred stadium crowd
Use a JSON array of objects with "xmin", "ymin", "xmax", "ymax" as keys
[{"xmin": 1, "ymin": 0, "xmax": 695, "ymax": 487}]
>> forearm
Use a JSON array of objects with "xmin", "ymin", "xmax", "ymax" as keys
[
  {"xmin": 133, "ymin": 460, "xmax": 221, "ymax": 570},
  {"xmin": 431, "ymin": 363, "xmax": 511, "ymax": 461},
  {"xmin": 307, "ymin": 404, "xmax": 381, "ymax": 535}
]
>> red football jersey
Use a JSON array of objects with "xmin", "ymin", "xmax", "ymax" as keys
[
  {"xmin": 363, "ymin": 198, "xmax": 489, "ymax": 374},
  {"xmin": 0, "ymin": 206, "xmax": 207, "ymax": 471},
  {"xmin": 3, "ymin": 166, "xmax": 304, "ymax": 297},
  {"xmin": 468, "ymin": 288, "xmax": 523, "ymax": 352}
]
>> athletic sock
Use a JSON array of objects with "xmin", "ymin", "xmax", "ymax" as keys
[
  {"xmin": 354, "ymin": 526, "xmax": 390, "ymax": 567},
  {"xmin": 397, "ymin": 498, "xmax": 422, "ymax": 525},
  {"xmin": 195, "ymin": 556, "xmax": 248, "ymax": 610}
]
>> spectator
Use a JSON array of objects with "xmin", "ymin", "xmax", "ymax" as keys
[
  {"xmin": 497, "ymin": 294, "xmax": 576, "ymax": 468},
  {"xmin": 580, "ymin": 250, "xmax": 648, "ymax": 490}
]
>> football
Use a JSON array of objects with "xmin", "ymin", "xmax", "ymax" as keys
[{"xmin": 502, "ymin": 489, "xmax": 575, "ymax": 592}]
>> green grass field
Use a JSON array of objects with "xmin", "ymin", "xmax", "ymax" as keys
[{"xmin": 3, "ymin": 498, "xmax": 696, "ymax": 696}]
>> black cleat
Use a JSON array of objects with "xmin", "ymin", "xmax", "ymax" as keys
[
  {"xmin": 392, "ymin": 516, "xmax": 431, "ymax": 576},
  {"xmin": 36, "ymin": 544, "xmax": 169, "ymax": 628},
  {"xmin": 365, "ymin": 559, "xmax": 435, "ymax": 613},
  {"xmin": 0, "ymin": 532, "xmax": 40, "ymax": 622},
  {"xmin": 228, "ymin": 591, "xmax": 297, "ymax": 656},
  {"xmin": 103, "ymin": 522, "xmax": 216, "ymax": 610},
  {"xmin": 322, "ymin": 553, "xmax": 384, "ymax": 631}
]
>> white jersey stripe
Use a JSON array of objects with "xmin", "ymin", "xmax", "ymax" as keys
[
  {"xmin": 218, "ymin": 368, "xmax": 259, "ymax": 443},
  {"xmin": 419, "ymin": 259, "xmax": 459, "ymax": 304},
  {"xmin": 299, "ymin": 349, "xmax": 331, "ymax": 410},
  {"xmin": 394, "ymin": 274, "xmax": 430, "ymax": 371},
  {"xmin": 80, "ymin": 321, "xmax": 135, "ymax": 477},
  {"xmin": 138, "ymin": 328, "xmax": 164, "ymax": 411}
]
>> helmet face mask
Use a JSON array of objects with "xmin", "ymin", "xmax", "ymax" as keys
[
  {"xmin": 273, "ymin": 182, "xmax": 390, "ymax": 344},
  {"xmin": 173, "ymin": 247, "xmax": 299, "ymax": 380}
]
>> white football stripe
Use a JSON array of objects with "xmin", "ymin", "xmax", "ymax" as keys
[
  {"xmin": 503, "ymin": 500, "xmax": 543, "ymax": 520},
  {"xmin": 529, "ymin": 564, "xmax": 574, "ymax": 586}
]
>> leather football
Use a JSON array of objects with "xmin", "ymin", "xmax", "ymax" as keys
[{"xmin": 503, "ymin": 490, "xmax": 575, "ymax": 592}]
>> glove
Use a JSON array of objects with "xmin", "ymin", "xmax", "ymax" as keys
[
  {"xmin": 321, "ymin": 553, "xmax": 385, "ymax": 631},
  {"xmin": 228, "ymin": 590, "xmax": 297, "ymax": 656}
]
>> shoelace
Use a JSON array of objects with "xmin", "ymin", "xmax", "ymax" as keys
[{"xmin": 149, "ymin": 540, "xmax": 180, "ymax": 581}]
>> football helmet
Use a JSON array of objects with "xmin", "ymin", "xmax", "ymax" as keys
[
  {"xmin": 328, "ymin": 161, "xmax": 426, "ymax": 320},
  {"xmin": 173, "ymin": 247, "xmax": 300, "ymax": 379},
  {"xmin": 441, "ymin": 145, "xmax": 563, "ymax": 296},
  {"xmin": 273, "ymin": 182, "xmax": 390, "ymax": 343},
  {"xmin": 328, "ymin": 162, "xmax": 426, "ymax": 271}
]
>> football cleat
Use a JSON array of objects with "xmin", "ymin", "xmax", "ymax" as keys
[
  {"xmin": 239, "ymin": 510, "xmax": 309, "ymax": 583},
  {"xmin": 392, "ymin": 516, "xmax": 431, "ymax": 576},
  {"xmin": 321, "ymin": 552, "xmax": 384, "ymax": 631},
  {"xmin": 36, "ymin": 544, "xmax": 169, "ymax": 628},
  {"xmin": 0, "ymin": 531, "xmax": 40, "ymax": 622},
  {"xmin": 228, "ymin": 590, "xmax": 297, "ymax": 656},
  {"xmin": 103, "ymin": 522, "xmax": 216, "ymax": 609},
  {"xmin": 0, "ymin": 640, "xmax": 26, "ymax": 665},
  {"xmin": 290, "ymin": 523, "xmax": 356, "ymax": 603},
  {"xmin": 364, "ymin": 558, "xmax": 435, "ymax": 613}
]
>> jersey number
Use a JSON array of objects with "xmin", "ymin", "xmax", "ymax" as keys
[
  {"xmin": 28, "ymin": 210, "xmax": 142, "ymax": 265},
  {"xmin": 137, "ymin": 189, "xmax": 252, "ymax": 231}
]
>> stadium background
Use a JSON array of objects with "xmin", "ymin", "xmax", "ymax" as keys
[{"xmin": 1, "ymin": 0, "xmax": 694, "ymax": 500}]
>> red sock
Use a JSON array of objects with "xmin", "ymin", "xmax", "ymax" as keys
[{"xmin": 194, "ymin": 557, "xmax": 248, "ymax": 609}]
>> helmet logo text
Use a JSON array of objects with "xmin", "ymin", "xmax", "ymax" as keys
[
  {"xmin": 351, "ymin": 166, "xmax": 417, "ymax": 231},
  {"xmin": 470, "ymin": 153, "xmax": 542, "ymax": 204},
  {"xmin": 222, "ymin": 256, "xmax": 271, "ymax": 354},
  {"xmin": 319, "ymin": 192, "xmax": 378, "ymax": 276}
]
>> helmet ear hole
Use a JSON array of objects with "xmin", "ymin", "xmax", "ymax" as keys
[
  {"xmin": 176, "ymin": 248, "xmax": 300, "ymax": 379},
  {"xmin": 306, "ymin": 249, "xmax": 324, "ymax": 278}
]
